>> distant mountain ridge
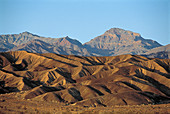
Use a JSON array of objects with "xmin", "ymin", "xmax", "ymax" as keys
[
  {"xmin": 0, "ymin": 28, "xmax": 168, "ymax": 58},
  {"xmin": 84, "ymin": 28, "xmax": 162, "ymax": 56},
  {"xmin": 0, "ymin": 32, "xmax": 90, "ymax": 56},
  {"xmin": 141, "ymin": 44, "xmax": 170, "ymax": 59}
]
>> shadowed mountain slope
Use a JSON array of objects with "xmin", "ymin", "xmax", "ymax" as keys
[
  {"xmin": 0, "ymin": 32, "xmax": 90, "ymax": 56},
  {"xmin": 141, "ymin": 44, "xmax": 170, "ymax": 59},
  {"xmin": 84, "ymin": 28, "xmax": 162, "ymax": 56},
  {"xmin": 0, "ymin": 51, "xmax": 170, "ymax": 107},
  {"xmin": 0, "ymin": 28, "xmax": 164, "ymax": 57},
  {"xmin": 11, "ymin": 39, "xmax": 90, "ymax": 56},
  {"xmin": 0, "ymin": 31, "xmax": 60, "ymax": 46}
]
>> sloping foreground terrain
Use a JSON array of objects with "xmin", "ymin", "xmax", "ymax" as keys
[{"xmin": 0, "ymin": 51, "xmax": 170, "ymax": 113}]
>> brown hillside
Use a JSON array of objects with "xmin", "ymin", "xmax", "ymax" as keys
[{"xmin": 0, "ymin": 51, "xmax": 170, "ymax": 108}]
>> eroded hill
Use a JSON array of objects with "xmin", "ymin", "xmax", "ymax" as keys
[{"xmin": 0, "ymin": 51, "xmax": 170, "ymax": 107}]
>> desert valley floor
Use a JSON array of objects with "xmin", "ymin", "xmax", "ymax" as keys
[{"xmin": 0, "ymin": 51, "xmax": 170, "ymax": 113}]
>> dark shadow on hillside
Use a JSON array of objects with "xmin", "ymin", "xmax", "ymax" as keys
[
  {"xmin": 55, "ymin": 69, "xmax": 76, "ymax": 83},
  {"xmin": 131, "ymin": 62, "xmax": 170, "ymax": 79},
  {"xmin": 135, "ymin": 69, "xmax": 170, "ymax": 97},
  {"xmin": 68, "ymin": 88, "xmax": 83, "ymax": 101},
  {"xmin": 139, "ymin": 91, "xmax": 170, "ymax": 104},
  {"xmin": 87, "ymin": 85, "xmax": 104, "ymax": 96}
]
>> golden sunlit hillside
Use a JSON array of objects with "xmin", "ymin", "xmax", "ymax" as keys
[{"xmin": 0, "ymin": 51, "xmax": 170, "ymax": 113}]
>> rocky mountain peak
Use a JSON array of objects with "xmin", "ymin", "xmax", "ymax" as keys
[
  {"xmin": 58, "ymin": 36, "xmax": 83, "ymax": 47},
  {"xmin": 21, "ymin": 31, "xmax": 32, "ymax": 35},
  {"xmin": 64, "ymin": 36, "xmax": 70, "ymax": 39},
  {"xmin": 84, "ymin": 28, "xmax": 162, "ymax": 56},
  {"xmin": 20, "ymin": 31, "xmax": 40, "ymax": 37},
  {"xmin": 62, "ymin": 36, "xmax": 73, "ymax": 42},
  {"xmin": 22, "ymin": 31, "xmax": 31, "ymax": 34},
  {"xmin": 104, "ymin": 28, "xmax": 141, "ymax": 37}
]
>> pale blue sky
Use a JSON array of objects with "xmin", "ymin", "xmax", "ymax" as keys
[{"xmin": 0, "ymin": 0, "xmax": 169, "ymax": 45}]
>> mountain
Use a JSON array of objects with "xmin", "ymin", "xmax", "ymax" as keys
[
  {"xmin": 84, "ymin": 28, "xmax": 162, "ymax": 56},
  {"xmin": 0, "ymin": 31, "xmax": 65, "ymax": 45},
  {"xmin": 141, "ymin": 44, "xmax": 170, "ymax": 59},
  {"xmin": 0, "ymin": 51, "xmax": 170, "ymax": 108},
  {"xmin": 0, "ymin": 32, "xmax": 90, "ymax": 56},
  {"xmin": 11, "ymin": 39, "xmax": 55, "ymax": 53},
  {"xmin": 0, "ymin": 28, "xmax": 166, "ymax": 57},
  {"xmin": 0, "ymin": 35, "xmax": 15, "ymax": 51},
  {"xmin": 52, "ymin": 36, "xmax": 90, "ymax": 56},
  {"xmin": 11, "ymin": 38, "xmax": 90, "ymax": 56}
]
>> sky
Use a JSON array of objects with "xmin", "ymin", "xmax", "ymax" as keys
[{"xmin": 0, "ymin": 0, "xmax": 169, "ymax": 45}]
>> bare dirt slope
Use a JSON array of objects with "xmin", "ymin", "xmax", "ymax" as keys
[{"xmin": 0, "ymin": 51, "xmax": 170, "ymax": 113}]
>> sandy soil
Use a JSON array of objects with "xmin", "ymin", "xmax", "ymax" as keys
[{"xmin": 0, "ymin": 92, "xmax": 170, "ymax": 114}]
